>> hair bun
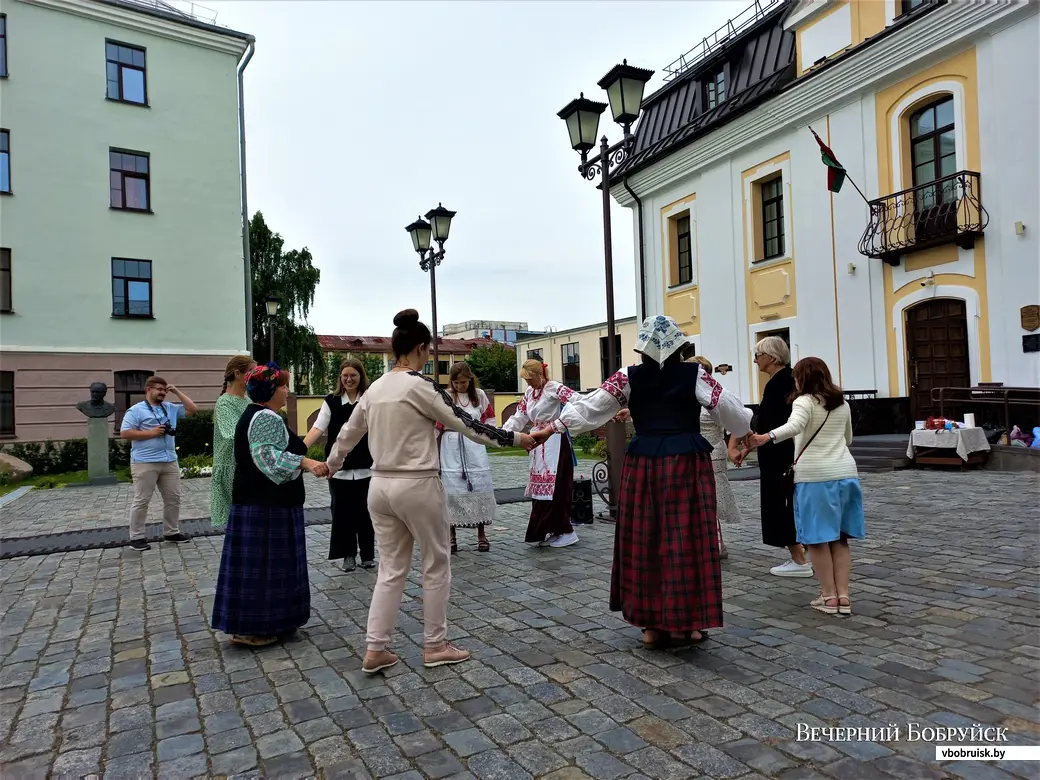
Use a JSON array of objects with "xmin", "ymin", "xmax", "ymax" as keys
[{"xmin": 393, "ymin": 309, "xmax": 420, "ymax": 328}]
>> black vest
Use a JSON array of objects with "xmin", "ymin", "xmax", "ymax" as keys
[
  {"xmin": 626, "ymin": 361, "xmax": 712, "ymax": 457},
  {"xmin": 322, "ymin": 393, "xmax": 373, "ymax": 472},
  {"xmin": 232, "ymin": 404, "xmax": 307, "ymax": 508}
]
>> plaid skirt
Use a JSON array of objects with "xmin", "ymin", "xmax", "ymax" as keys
[
  {"xmin": 610, "ymin": 451, "xmax": 722, "ymax": 633},
  {"xmin": 211, "ymin": 503, "xmax": 311, "ymax": 637}
]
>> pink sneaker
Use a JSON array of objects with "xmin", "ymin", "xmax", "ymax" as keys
[
  {"xmin": 424, "ymin": 642, "xmax": 471, "ymax": 668},
  {"xmin": 362, "ymin": 649, "xmax": 399, "ymax": 675}
]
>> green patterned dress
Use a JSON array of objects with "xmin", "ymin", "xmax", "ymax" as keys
[{"xmin": 211, "ymin": 393, "xmax": 251, "ymax": 528}]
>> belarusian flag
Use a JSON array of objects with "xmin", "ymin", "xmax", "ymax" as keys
[{"xmin": 810, "ymin": 127, "xmax": 846, "ymax": 193}]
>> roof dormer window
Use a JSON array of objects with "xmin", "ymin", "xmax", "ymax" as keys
[{"xmin": 706, "ymin": 68, "xmax": 726, "ymax": 110}]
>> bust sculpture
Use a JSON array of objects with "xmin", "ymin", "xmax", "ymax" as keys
[{"xmin": 76, "ymin": 382, "xmax": 116, "ymax": 419}]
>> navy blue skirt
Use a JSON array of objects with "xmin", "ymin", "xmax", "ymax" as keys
[{"xmin": 211, "ymin": 503, "xmax": 311, "ymax": 637}]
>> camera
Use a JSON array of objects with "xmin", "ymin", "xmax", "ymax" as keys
[{"xmin": 161, "ymin": 423, "xmax": 176, "ymax": 437}]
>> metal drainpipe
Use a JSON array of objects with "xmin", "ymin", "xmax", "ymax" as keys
[
  {"xmin": 237, "ymin": 40, "xmax": 256, "ymax": 353},
  {"xmin": 623, "ymin": 177, "xmax": 647, "ymax": 320}
]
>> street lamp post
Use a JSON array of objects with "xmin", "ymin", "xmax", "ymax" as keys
[
  {"xmin": 405, "ymin": 204, "xmax": 456, "ymax": 386},
  {"xmin": 558, "ymin": 59, "xmax": 654, "ymax": 520},
  {"xmin": 265, "ymin": 295, "xmax": 281, "ymax": 363}
]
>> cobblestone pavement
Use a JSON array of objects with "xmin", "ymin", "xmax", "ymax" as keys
[
  {"xmin": 0, "ymin": 459, "xmax": 537, "ymax": 538},
  {"xmin": 1, "ymin": 471, "xmax": 1038, "ymax": 779}
]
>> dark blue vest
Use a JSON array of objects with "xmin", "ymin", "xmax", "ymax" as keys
[{"xmin": 626, "ymin": 361, "xmax": 713, "ymax": 457}]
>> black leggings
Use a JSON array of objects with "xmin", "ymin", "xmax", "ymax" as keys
[{"xmin": 328, "ymin": 478, "xmax": 375, "ymax": 561}]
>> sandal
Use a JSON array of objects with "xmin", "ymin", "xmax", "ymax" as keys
[
  {"xmin": 477, "ymin": 538, "xmax": 490, "ymax": 552},
  {"xmin": 231, "ymin": 635, "xmax": 277, "ymax": 647},
  {"xmin": 642, "ymin": 629, "xmax": 666, "ymax": 650},
  {"xmin": 837, "ymin": 595, "xmax": 852, "ymax": 616},
  {"xmin": 810, "ymin": 595, "xmax": 839, "ymax": 615}
]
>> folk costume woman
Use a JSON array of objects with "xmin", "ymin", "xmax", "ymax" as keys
[
  {"xmin": 531, "ymin": 316, "xmax": 753, "ymax": 650},
  {"xmin": 436, "ymin": 362, "xmax": 496, "ymax": 553},
  {"xmin": 303, "ymin": 357, "xmax": 375, "ymax": 572},
  {"xmin": 211, "ymin": 355, "xmax": 255, "ymax": 529},
  {"xmin": 211, "ymin": 362, "xmax": 330, "ymax": 647},
  {"xmin": 503, "ymin": 360, "xmax": 579, "ymax": 549}
]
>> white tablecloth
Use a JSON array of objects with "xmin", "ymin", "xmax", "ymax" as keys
[{"xmin": 906, "ymin": 428, "xmax": 992, "ymax": 461}]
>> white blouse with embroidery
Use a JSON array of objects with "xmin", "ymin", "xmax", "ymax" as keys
[
  {"xmin": 502, "ymin": 380, "xmax": 576, "ymax": 500},
  {"xmin": 549, "ymin": 366, "xmax": 753, "ymax": 439}
]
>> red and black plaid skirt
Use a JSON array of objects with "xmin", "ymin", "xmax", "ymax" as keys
[{"xmin": 610, "ymin": 451, "xmax": 722, "ymax": 633}]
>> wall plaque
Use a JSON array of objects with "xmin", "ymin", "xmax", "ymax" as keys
[
  {"xmin": 1021, "ymin": 305, "xmax": 1040, "ymax": 332},
  {"xmin": 1024, "ymin": 334, "xmax": 1040, "ymax": 353},
  {"xmin": 715, "ymin": 364, "xmax": 733, "ymax": 375}
]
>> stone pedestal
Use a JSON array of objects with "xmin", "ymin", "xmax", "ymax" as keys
[{"xmin": 87, "ymin": 417, "xmax": 118, "ymax": 486}]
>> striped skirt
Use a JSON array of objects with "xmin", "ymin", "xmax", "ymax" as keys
[
  {"xmin": 211, "ymin": 503, "xmax": 311, "ymax": 638},
  {"xmin": 610, "ymin": 451, "xmax": 722, "ymax": 633}
]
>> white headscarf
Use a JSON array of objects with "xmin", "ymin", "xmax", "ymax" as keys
[{"xmin": 633, "ymin": 315, "xmax": 693, "ymax": 365}]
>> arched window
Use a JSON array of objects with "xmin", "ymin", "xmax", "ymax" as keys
[{"xmin": 909, "ymin": 96, "xmax": 956, "ymax": 208}]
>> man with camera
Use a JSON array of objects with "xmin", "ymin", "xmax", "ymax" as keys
[{"xmin": 120, "ymin": 375, "xmax": 198, "ymax": 551}]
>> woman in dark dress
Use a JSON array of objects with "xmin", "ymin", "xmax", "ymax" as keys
[
  {"xmin": 531, "ymin": 316, "xmax": 753, "ymax": 650},
  {"xmin": 751, "ymin": 336, "xmax": 813, "ymax": 578},
  {"xmin": 211, "ymin": 363, "xmax": 330, "ymax": 647}
]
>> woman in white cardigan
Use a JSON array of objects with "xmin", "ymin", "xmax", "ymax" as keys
[{"xmin": 749, "ymin": 357, "xmax": 864, "ymax": 616}]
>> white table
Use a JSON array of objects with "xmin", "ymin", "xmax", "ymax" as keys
[{"xmin": 907, "ymin": 428, "xmax": 992, "ymax": 466}]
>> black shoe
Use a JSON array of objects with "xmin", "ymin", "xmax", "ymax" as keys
[
  {"xmin": 360, "ymin": 560, "xmax": 375, "ymax": 569},
  {"xmin": 163, "ymin": 533, "xmax": 191, "ymax": 543},
  {"xmin": 342, "ymin": 558, "xmax": 356, "ymax": 572},
  {"xmin": 129, "ymin": 539, "xmax": 150, "ymax": 551}
]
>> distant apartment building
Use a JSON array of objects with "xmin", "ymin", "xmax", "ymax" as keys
[
  {"xmin": 0, "ymin": 0, "xmax": 255, "ymax": 441},
  {"xmin": 515, "ymin": 317, "xmax": 641, "ymax": 392},
  {"xmin": 440, "ymin": 320, "xmax": 542, "ymax": 346}
]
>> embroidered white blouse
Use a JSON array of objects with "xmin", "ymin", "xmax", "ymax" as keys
[{"xmin": 548, "ymin": 366, "xmax": 753, "ymax": 439}]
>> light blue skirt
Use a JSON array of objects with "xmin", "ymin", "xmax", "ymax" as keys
[{"xmin": 793, "ymin": 478, "xmax": 865, "ymax": 545}]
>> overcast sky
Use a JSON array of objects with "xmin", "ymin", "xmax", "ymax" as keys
[{"xmin": 205, "ymin": 0, "xmax": 741, "ymax": 337}]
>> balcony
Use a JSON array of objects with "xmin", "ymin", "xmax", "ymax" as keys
[{"xmin": 858, "ymin": 170, "xmax": 989, "ymax": 265}]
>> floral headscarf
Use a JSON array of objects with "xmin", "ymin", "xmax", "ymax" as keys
[
  {"xmin": 245, "ymin": 362, "xmax": 285, "ymax": 403},
  {"xmin": 633, "ymin": 315, "xmax": 693, "ymax": 365}
]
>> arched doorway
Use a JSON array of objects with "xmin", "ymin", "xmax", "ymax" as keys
[
  {"xmin": 905, "ymin": 298, "xmax": 969, "ymax": 421},
  {"xmin": 501, "ymin": 402, "xmax": 518, "ymax": 426}
]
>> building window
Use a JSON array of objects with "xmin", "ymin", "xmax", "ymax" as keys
[
  {"xmin": 112, "ymin": 258, "xmax": 152, "ymax": 317},
  {"xmin": 761, "ymin": 176, "xmax": 785, "ymax": 259},
  {"xmin": 910, "ymin": 96, "xmax": 956, "ymax": 209},
  {"xmin": 106, "ymin": 41, "xmax": 147, "ymax": 105},
  {"xmin": 1, "ymin": 130, "xmax": 9, "ymax": 194},
  {"xmin": 0, "ymin": 371, "xmax": 12, "ymax": 436},
  {"xmin": 0, "ymin": 248, "xmax": 10, "ymax": 313},
  {"xmin": 110, "ymin": 149, "xmax": 150, "ymax": 211},
  {"xmin": 423, "ymin": 361, "xmax": 433, "ymax": 375},
  {"xmin": 599, "ymin": 334, "xmax": 622, "ymax": 383},
  {"xmin": 114, "ymin": 370, "xmax": 150, "ymax": 427},
  {"xmin": 901, "ymin": 0, "xmax": 928, "ymax": 14},
  {"xmin": 527, "ymin": 349, "xmax": 543, "ymax": 361},
  {"xmin": 676, "ymin": 215, "xmax": 693, "ymax": 285},
  {"xmin": 561, "ymin": 343, "xmax": 580, "ymax": 390},
  {"xmin": 706, "ymin": 68, "xmax": 726, "ymax": 110},
  {"xmin": 0, "ymin": 15, "xmax": 8, "ymax": 78},
  {"xmin": 437, "ymin": 360, "xmax": 449, "ymax": 376}
]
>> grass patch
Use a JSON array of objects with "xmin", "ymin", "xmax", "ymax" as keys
[
  {"xmin": 488, "ymin": 446, "xmax": 600, "ymax": 460},
  {"xmin": 0, "ymin": 467, "xmax": 132, "ymax": 497}
]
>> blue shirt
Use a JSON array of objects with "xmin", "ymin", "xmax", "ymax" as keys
[{"xmin": 121, "ymin": 401, "xmax": 185, "ymax": 463}]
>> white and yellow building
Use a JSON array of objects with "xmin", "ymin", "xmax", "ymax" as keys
[
  {"xmin": 515, "ymin": 317, "xmax": 640, "ymax": 393},
  {"xmin": 612, "ymin": 0, "xmax": 1038, "ymax": 424}
]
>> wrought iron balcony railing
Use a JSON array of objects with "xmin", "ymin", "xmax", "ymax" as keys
[{"xmin": 858, "ymin": 170, "xmax": 989, "ymax": 265}]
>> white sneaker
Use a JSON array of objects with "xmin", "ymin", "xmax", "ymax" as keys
[
  {"xmin": 537, "ymin": 535, "xmax": 553, "ymax": 547},
  {"xmin": 549, "ymin": 531, "xmax": 579, "ymax": 548},
  {"xmin": 770, "ymin": 559, "xmax": 814, "ymax": 577}
]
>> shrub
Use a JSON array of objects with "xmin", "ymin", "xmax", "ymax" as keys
[
  {"xmin": 306, "ymin": 444, "xmax": 325, "ymax": 461},
  {"xmin": 573, "ymin": 434, "xmax": 599, "ymax": 455},
  {"xmin": 109, "ymin": 439, "xmax": 131, "ymax": 469},
  {"xmin": 592, "ymin": 440, "xmax": 608, "ymax": 460},
  {"xmin": 174, "ymin": 409, "xmax": 214, "ymax": 457}
]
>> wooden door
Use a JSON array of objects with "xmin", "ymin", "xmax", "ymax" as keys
[{"xmin": 906, "ymin": 299, "xmax": 969, "ymax": 420}]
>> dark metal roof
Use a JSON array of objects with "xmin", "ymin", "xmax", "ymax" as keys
[
  {"xmin": 612, "ymin": 1, "xmax": 795, "ymax": 181},
  {"xmin": 95, "ymin": 0, "xmax": 255, "ymax": 43}
]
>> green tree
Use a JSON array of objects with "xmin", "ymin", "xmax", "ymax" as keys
[
  {"xmin": 250, "ymin": 212, "xmax": 326, "ymax": 389},
  {"xmin": 466, "ymin": 342, "xmax": 517, "ymax": 391}
]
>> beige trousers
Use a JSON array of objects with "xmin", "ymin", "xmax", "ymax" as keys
[
  {"xmin": 366, "ymin": 475, "xmax": 451, "ymax": 651},
  {"xmin": 129, "ymin": 462, "xmax": 181, "ymax": 540}
]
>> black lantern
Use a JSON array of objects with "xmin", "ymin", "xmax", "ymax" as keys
[
  {"xmin": 598, "ymin": 59, "xmax": 655, "ymax": 130},
  {"xmin": 425, "ymin": 203, "xmax": 456, "ymax": 244},
  {"xmin": 264, "ymin": 295, "xmax": 281, "ymax": 318},
  {"xmin": 405, "ymin": 217, "xmax": 433, "ymax": 253},
  {"xmin": 557, "ymin": 93, "xmax": 607, "ymax": 154}
]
